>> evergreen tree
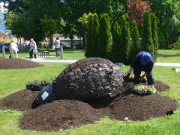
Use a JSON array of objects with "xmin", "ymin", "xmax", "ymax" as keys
[
  {"xmin": 151, "ymin": 13, "xmax": 158, "ymax": 61},
  {"xmin": 129, "ymin": 21, "xmax": 140, "ymax": 63},
  {"xmin": 112, "ymin": 22, "xmax": 121, "ymax": 62},
  {"xmin": 142, "ymin": 11, "xmax": 154, "ymax": 56},
  {"xmin": 120, "ymin": 16, "xmax": 131, "ymax": 64},
  {"xmin": 90, "ymin": 13, "xmax": 99, "ymax": 57},
  {"xmin": 85, "ymin": 14, "xmax": 93, "ymax": 57},
  {"xmin": 99, "ymin": 13, "xmax": 112, "ymax": 59}
]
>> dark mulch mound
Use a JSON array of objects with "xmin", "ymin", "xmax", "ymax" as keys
[
  {"xmin": 154, "ymin": 81, "xmax": 170, "ymax": 92},
  {"xmin": 0, "ymin": 81, "xmax": 178, "ymax": 132},
  {"xmin": 0, "ymin": 90, "xmax": 39, "ymax": 111},
  {"xmin": 0, "ymin": 57, "xmax": 43, "ymax": 70}
]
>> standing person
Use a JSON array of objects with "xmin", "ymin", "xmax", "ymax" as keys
[
  {"xmin": 9, "ymin": 40, "xmax": 18, "ymax": 58},
  {"xmin": 54, "ymin": 37, "xmax": 60, "ymax": 57},
  {"xmin": 124, "ymin": 51, "xmax": 155, "ymax": 87},
  {"xmin": 29, "ymin": 38, "xmax": 37, "ymax": 59}
]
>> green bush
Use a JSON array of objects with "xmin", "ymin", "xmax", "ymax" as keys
[
  {"xmin": 173, "ymin": 36, "xmax": 180, "ymax": 50},
  {"xmin": 151, "ymin": 13, "xmax": 158, "ymax": 61},
  {"xmin": 111, "ymin": 22, "xmax": 121, "ymax": 62},
  {"xmin": 90, "ymin": 13, "xmax": 99, "ymax": 57},
  {"xmin": 85, "ymin": 14, "xmax": 93, "ymax": 57},
  {"xmin": 120, "ymin": 16, "xmax": 130, "ymax": 64},
  {"xmin": 142, "ymin": 11, "xmax": 154, "ymax": 57},
  {"xmin": 99, "ymin": 13, "xmax": 112, "ymax": 59},
  {"xmin": 128, "ymin": 21, "xmax": 140, "ymax": 63}
]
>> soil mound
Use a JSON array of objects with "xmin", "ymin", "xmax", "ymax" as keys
[
  {"xmin": 0, "ymin": 90, "xmax": 39, "ymax": 111},
  {"xmin": 0, "ymin": 81, "xmax": 178, "ymax": 131},
  {"xmin": 0, "ymin": 57, "xmax": 43, "ymax": 70}
]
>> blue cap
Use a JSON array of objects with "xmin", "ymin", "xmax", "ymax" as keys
[{"xmin": 140, "ymin": 53, "xmax": 152, "ymax": 65}]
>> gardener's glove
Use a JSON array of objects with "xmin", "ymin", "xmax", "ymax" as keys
[
  {"xmin": 140, "ymin": 74, "xmax": 147, "ymax": 82},
  {"xmin": 124, "ymin": 72, "xmax": 130, "ymax": 82}
]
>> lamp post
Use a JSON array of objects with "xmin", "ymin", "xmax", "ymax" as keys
[{"xmin": 60, "ymin": 43, "xmax": 63, "ymax": 59}]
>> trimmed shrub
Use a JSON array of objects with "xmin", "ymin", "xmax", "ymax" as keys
[
  {"xmin": 142, "ymin": 11, "xmax": 154, "ymax": 57},
  {"xmin": 120, "ymin": 16, "xmax": 131, "ymax": 64},
  {"xmin": 112, "ymin": 22, "xmax": 121, "ymax": 62},
  {"xmin": 129, "ymin": 21, "xmax": 140, "ymax": 63},
  {"xmin": 99, "ymin": 13, "xmax": 112, "ymax": 59},
  {"xmin": 90, "ymin": 13, "xmax": 99, "ymax": 57},
  {"xmin": 173, "ymin": 36, "xmax": 180, "ymax": 50},
  {"xmin": 151, "ymin": 13, "xmax": 158, "ymax": 61},
  {"xmin": 85, "ymin": 14, "xmax": 93, "ymax": 57}
]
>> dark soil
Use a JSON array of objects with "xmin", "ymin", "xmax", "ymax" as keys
[
  {"xmin": 0, "ymin": 57, "xmax": 43, "ymax": 70},
  {"xmin": 0, "ymin": 81, "xmax": 178, "ymax": 132}
]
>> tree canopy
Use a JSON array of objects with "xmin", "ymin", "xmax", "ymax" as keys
[{"xmin": 1, "ymin": 0, "xmax": 179, "ymax": 47}]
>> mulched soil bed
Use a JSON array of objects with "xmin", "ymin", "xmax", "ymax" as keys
[
  {"xmin": 0, "ymin": 81, "xmax": 178, "ymax": 132},
  {"xmin": 0, "ymin": 57, "xmax": 177, "ymax": 131},
  {"xmin": 0, "ymin": 57, "xmax": 43, "ymax": 70}
]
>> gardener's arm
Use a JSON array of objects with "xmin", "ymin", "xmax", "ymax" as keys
[{"xmin": 127, "ymin": 67, "xmax": 133, "ymax": 75}]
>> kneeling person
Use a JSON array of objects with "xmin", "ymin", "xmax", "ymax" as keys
[{"xmin": 126, "ymin": 51, "xmax": 155, "ymax": 87}]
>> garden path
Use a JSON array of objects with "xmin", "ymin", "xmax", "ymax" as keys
[{"xmin": 26, "ymin": 58, "xmax": 180, "ymax": 67}]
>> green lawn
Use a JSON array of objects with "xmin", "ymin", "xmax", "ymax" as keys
[
  {"xmin": 0, "ymin": 50, "xmax": 180, "ymax": 135},
  {"xmin": 0, "ymin": 49, "xmax": 85, "ymax": 60},
  {"xmin": 157, "ymin": 50, "xmax": 180, "ymax": 63}
]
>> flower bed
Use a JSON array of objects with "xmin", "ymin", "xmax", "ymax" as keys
[{"xmin": 127, "ymin": 85, "xmax": 156, "ymax": 94}]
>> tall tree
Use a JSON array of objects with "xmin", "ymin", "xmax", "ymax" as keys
[
  {"xmin": 151, "ymin": 13, "xmax": 158, "ymax": 61},
  {"xmin": 77, "ymin": 13, "xmax": 90, "ymax": 49},
  {"xmin": 99, "ymin": 13, "xmax": 112, "ymax": 59},
  {"xmin": 40, "ymin": 18, "xmax": 57, "ymax": 50},
  {"xmin": 142, "ymin": 11, "xmax": 154, "ymax": 57},
  {"xmin": 111, "ymin": 22, "xmax": 121, "ymax": 62},
  {"xmin": 127, "ymin": 0, "xmax": 152, "ymax": 26},
  {"xmin": 4, "ymin": 0, "xmax": 63, "ymax": 43},
  {"xmin": 149, "ymin": 0, "xmax": 178, "ymax": 48},
  {"xmin": 120, "ymin": 16, "xmax": 131, "ymax": 64},
  {"xmin": 90, "ymin": 13, "xmax": 99, "ymax": 57},
  {"xmin": 85, "ymin": 14, "xmax": 93, "ymax": 57},
  {"xmin": 129, "ymin": 21, "xmax": 140, "ymax": 63}
]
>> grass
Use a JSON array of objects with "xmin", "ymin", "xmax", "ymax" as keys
[
  {"xmin": 157, "ymin": 50, "xmax": 180, "ymax": 63},
  {"xmin": 0, "ymin": 49, "xmax": 180, "ymax": 135},
  {"xmin": 0, "ymin": 49, "xmax": 85, "ymax": 60}
]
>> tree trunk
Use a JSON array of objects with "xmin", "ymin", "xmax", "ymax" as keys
[{"xmin": 70, "ymin": 35, "xmax": 74, "ymax": 49}]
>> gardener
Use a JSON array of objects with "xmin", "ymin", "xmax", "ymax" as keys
[{"xmin": 125, "ymin": 51, "xmax": 155, "ymax": 87}]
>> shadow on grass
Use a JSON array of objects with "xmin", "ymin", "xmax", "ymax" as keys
[{"xmin": 158, "ymin": 53, "xmax": 180, "ymax": 57}]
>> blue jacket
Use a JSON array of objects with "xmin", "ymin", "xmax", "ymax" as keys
[{"xmin": 131, "ymin": 51, "xmax": 154, "ymax": 73}]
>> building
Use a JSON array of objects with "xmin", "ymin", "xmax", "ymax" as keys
[{"xmin": 0, "ymin": 3, "xmax": 20, "ymax": 44}]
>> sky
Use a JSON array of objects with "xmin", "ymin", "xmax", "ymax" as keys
[{"xmin": 0, "ymin": 13, "xmax": 6, "ymax": 31}]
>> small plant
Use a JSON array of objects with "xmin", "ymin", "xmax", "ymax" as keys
[
  {"xmin": 173, "ymin": 36, "xmax": 180, "ymax": 50},
  {"xmin": 26, "ymin": 80, "xmax": 53, "ymax": 91},
  {"xmin": 127, "ymin": 85, "xmax": 156, "ymax": 94}
]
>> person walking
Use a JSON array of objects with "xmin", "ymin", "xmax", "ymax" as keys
[
  {"xmin": 29, "ymin": 38, "xmax": 37, "ymax": 59},
  {"xmin": 9, "ymin": 40, "xmax": 18, "ymax": 58},
  {"xmin": 124, "ymin": 51, "xmax": 155, "ymax": 87},
  {"xmin": 54, "ymin": 37, "xmax": 60, "ymax": 57}
]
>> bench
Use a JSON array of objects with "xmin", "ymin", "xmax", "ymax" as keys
[{"xmin": 41, "ymin": 51, "xmax": 50, "ymax": 57}]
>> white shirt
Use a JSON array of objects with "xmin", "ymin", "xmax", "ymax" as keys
[
  {"xmin": 54, "ymin": 39, "xmax": 60, "ymax": 48},
  {"xmin": 10, "ymin": 42, "xmax": 18, "ymax": 50},
  {"xmin": 30, "ymin": 41, "xmax": 37, "ymax": 50}
]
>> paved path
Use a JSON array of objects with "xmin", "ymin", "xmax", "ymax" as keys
[
  {"xmin": 155, "ymin": 63, "xmax": 180, "ymax": 67},
  {"xmin": 25, "ymin": 58, "xmax": 180, "ymax": 67},
  {"xmin": 30, "ymin": 59, "xmax": 78, "ymax": 63}
]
